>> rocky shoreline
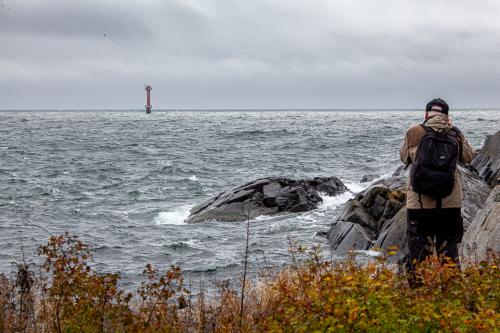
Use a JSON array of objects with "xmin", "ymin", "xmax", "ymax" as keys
[
  {"xmin": 328, "ymin": 130, "xmax": 499, "ymax": 264},
  {"xmin": 185, "ymin": 130, "xmax": 499, "ymax": 264}
]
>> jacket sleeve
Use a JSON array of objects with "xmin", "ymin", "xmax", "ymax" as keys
[
  {"xmin": 399, "ymin": 129, "xmax": 412, "ymax": 165},
  {"xmin": 459, "ymin": 133, "xmax": 475, "ymax": 164}
]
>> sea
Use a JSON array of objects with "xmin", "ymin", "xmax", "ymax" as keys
[{"xmin": 0, "ymin": 109, "xmax": 498, "ymax": 290}]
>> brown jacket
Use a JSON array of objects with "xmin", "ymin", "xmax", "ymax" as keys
[{"xmin": 400, "ymin": 115, "xmax": 475, "ymax": 209}]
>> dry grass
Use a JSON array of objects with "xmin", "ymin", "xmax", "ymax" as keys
[{"xmin": 1, "ymin": 233, "xmax": 498, "ymax": 332}]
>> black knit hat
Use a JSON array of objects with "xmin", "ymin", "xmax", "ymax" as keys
[{"xmin": 426, "ymin": 98, "xmax": 449, "ymax": 115}]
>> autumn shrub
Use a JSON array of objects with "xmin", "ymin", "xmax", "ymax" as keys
[
  {"xmin": 134, "ymin": 263, "xmax": 189, "ymax": 332},
  {"xmin": 36, "ymin": 233, "xmax": 135, "ymax": 332},
  {"xmin": 263, "ymin": 246, "xmax": 499, "ymax": 332},
  {"xmin": 0, "ymin": 234, "xmax": 498, "ymax": 332}
]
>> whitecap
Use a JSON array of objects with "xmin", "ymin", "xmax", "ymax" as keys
[
  {"xmin": 318, "ymin": 191, "xmax": 354, "ymax": 210},
  {"xmin": 352, "ymin": 250, "xmax": 383, "ymax": 258},
  {"xmin": 254, "ymin": 214, "xmax": 276, "ymax": 222},
  {"xmin": 188, "ymin": 175, "xmax": 198, "ymax": 181},
  {"xmin": 163, "ymin": 160, "xmax": 173, "ymax": 167},
  {"xmin": 154, "ymin": 205, "xmax": 193, "ymax": 225},
  {"xmin": 369, "ymin": 172, "xmax": 392, "ymax": 184},
  {"xmin": 342, "ymin": 173, "xmax": 393, "ymax": 196},
  {"xmin": 344, "ymin": 182, "xmax": 367, "ymax": 194},
  {"xmin": 263, "ymin": 223, "xmax": 281, "ymax": 233},
  {"xmin": 184, "ymin": 238, "xmax": 207, "ymax": 249},
  {"xmin": 48, "ymin": 187, "xmax": 60, "ymax": 194}
]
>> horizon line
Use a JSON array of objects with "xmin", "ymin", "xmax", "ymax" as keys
[{"xmin": 1, "ymin": 107, "xmax": 499, "ymax": 112}]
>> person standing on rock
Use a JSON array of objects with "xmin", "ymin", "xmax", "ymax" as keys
[{"xmin": 400, "ymin": 98, "xmax": 475, "ymax": 283}]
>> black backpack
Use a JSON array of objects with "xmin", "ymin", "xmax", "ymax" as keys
[{"xmin": 410, "ymin": 124, "xmax": 461, "ymax": 202}]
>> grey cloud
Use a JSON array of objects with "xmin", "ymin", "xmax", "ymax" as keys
[
  {"xmin": 0, "ymin": 0, "xmax": 499, "ymax": 109},
  {"xmin": 0, "ymin": 1, "xmax": 151, "ymax": 39}
]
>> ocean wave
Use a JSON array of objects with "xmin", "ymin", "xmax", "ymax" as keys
[
  {"xmin": 344, "ymin": 182, "xmax": 367, "ymax": 194},
  {"xmin": 318, "ymin": 191, "xmax": 355, "ymax": 210},
  {"xmin": 165, "ymin": 238, "xmax": 219, "ymax": 252},
  {"xmin": 369, "ymin": 172, "xmax": 393, "ymax": 184},
  {"xmin": 166, "ymin": 242, "xmax": 191, "ymax": 250},
  {"xmin": 154, "ymin": 205, "xmax": 193, "ymax": 225},
  {"xmin": 222, "ymin": 128, "xmax": 292, "ymax": 139},
  {"xmin": 352, "ymin": 250, "xmax": 383, "ymax": 258}
]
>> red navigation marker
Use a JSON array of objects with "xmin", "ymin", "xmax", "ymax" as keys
[{"xmin": 145, "ymin": 84, "xmax": 152, "ymax": 114}]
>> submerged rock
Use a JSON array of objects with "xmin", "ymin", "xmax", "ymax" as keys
[
  {"xmin": 360, "ymin": 174, "xmax": 379, "ymax": 183},
  {"xmin": 185, "ymin": 177, "xmax": 348, "ymax": 224}
]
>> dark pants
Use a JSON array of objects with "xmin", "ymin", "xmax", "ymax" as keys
[{"xmin": 406, "ymin": 208, "xmax": 464, "ymax": 281}]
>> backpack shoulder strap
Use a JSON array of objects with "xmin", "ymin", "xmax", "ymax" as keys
[
  {"xmin": 450, "ymin": 126, "xmax": 461, "ymax": 137},
  {"xmin": 444, "ymin": 126, "xmax": 462, "ymax": 141},
  {"xmin": 449, "ymin": 126, "xmax": 463, "ymax": 158}
]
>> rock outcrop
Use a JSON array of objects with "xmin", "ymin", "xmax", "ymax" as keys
[
  {"xmin": 360, "ymin": 174, "xmax": 379, "ymax": 183},
  {"xmin": 459, "ymin": 130, "xmax": 500, "ymax": 263},
  {"xmin": 469, "ymin": 131, "xmax": 500, "ymax": 187},
  {"xmin": 327, "ymin": 129, "xmax": 500, "ymax": 261},
  {"xmin": 328, "ymin": 167, "xmax": 491, "ymax": 261},
  {"xmin": 185, "ymin": 177, "xmax": 348, "ymax": 224},
  {"xmin": 328, "ymin": 172, "xmax": 408, "ymax": 257},
  {"xmin": 460, "ymin": 185, "xmax": 500, "ymax": 265}
]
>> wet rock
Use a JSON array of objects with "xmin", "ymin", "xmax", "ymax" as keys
[
  {"xmin": 460, "ymin": 185, "xmax": 500, "ymax": 265},
  {"xmin": 469, "ymin": 130, "xmax": 500, "ymax": 187},
  {"xmin": 328, "ymin": 173, "xmax": 408, "ymax": 259},
  {"xmin": 461, "ymin": 170, "xmax": 493, "ymax": 226},
  {"xmin": 185, "ymin": 176, "xmax": 348, "ymax": 224},
  {"xmin": 328, "ymin": 221, "xmax": 372, "ymax": 254},
  {"xmin": 315, "ymin": 230, "xmax": 329, "ymax": 237},
  {"xmin": 327, "ymin": 166, "xmax": 491, "ymax": 262},
  {"xmin": 360, "ymin": 174, "xmax": 379, "ymax": 183}
]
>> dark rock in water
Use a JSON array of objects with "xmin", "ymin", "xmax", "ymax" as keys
[
  {"xmin": 185, "ymin": 176, "xmax": 348, "ymax": 224},
  {"xmin": 460, "ymin": 185, "xmax": 500, "ymax": 265},
  {"xmin": 360, "ymin": 174, "xmax": 379, "ymax": 183},
  {"xmin": 327, "ymin": 165, "xmax": 491, "ymax": 262},
  {"xmin": 315, "ymin": 230, "xmax": 329, "ymax": 237},
  {"xmin": 470, "ymin": 130, "xmax": 500, "ymax": 187}
]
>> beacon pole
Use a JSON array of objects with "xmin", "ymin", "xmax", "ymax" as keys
[{"xmin": 145, "ymin": 84, "xmax": 152, "ymax": 114}]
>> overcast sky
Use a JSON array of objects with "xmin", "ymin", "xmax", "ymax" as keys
[{"xmin": 1, "ymin": 0, "xmax": 500, "ymax": 109}]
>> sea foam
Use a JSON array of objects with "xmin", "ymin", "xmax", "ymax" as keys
[
  {"xmin": 319, "ymin": 191, "xmax": 354, "ymax": 210},
  {"xmin": 154, "ymin": 206, "xmax": 193, "ymax": 225}
]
